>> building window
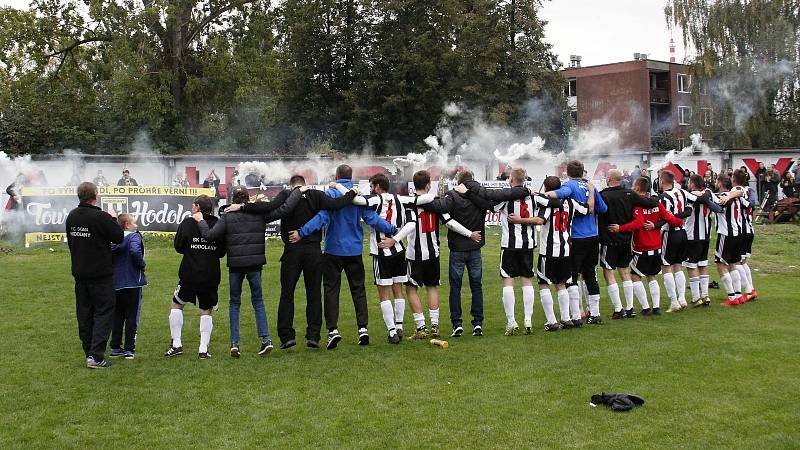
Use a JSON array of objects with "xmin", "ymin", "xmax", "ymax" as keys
[
  {"xmin": 570, "ymin": 109, "xmax": 578, "ymax": 124},
  {"xmin": 564, "ymin": 78, "xmax": 577, "ymax": 97},
  {"xmin": 678, "ymin": 138, "xmax": 686, "ymax": 150},
  {"xmin": 702, "ymin": 108, "xmax": 713, "ymax": 127},
  {"xmin": 698, "ymin": 78, "xmax": 708, "ymax": 95},
  {"xmin": 678, "ymin": 106, "xmax": 692, "ymax": 125},
  {"xmin": 677, "ymin": 73, "xmax": 691, "ymax": 93}
]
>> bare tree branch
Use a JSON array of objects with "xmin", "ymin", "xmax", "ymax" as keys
[
  {"xmin": 184, "ymin": 0, "xmax": 258, "ymax": 46},
  {"xmin": 46, "ymin": 36, "xmax": 115, "ymax": 58}
]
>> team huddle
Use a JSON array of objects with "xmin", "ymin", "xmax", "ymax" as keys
[{"xmin": 65, "ymin": 161, "xmax": 758, "ymax": 367}]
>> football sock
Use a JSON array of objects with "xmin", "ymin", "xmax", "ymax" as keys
[
  {"xmin": 558, "ymin": 288, "xmax": 571, "ymax": 322},
  {"xmin": 721, "ymin": 272, "xmax": 735, "ymax": 299},
  {"xmin": 633, "ymin": 281, "xmax": 650, "ymax": 309},
  {"xmin": 380, "ymin": 300, "xmax": 396, "ymax": 336},
  {"xmin": 730, "ymin": 268, "xmax": 742, "ymax": 296},
  {"xmin": 540, "ymin": 288, "xmax": 558, "ymax": 324},
  {"xmin": 699, "ymin": 274, "xmax": 710, "ymax": 298},
  {"xmin": 522, "ymin": 285, "xmax": 535, "ymax": 327},
  {"xmin": 607, "ymin": 283, "xmax": 622, "ymax": 312},
  {"xmin": 735, "ymin": 265, "xmax": 752, "ymax": 294},
  {"xmin": 622, "ymin": 280, "xmax": 634, "ymax": 310},
  {"xmin": 588, "ymin": 294, "xmax": 601, "ymax": 317},
  {"xmin": 741, "ymin": 263, "xmax": 754, "ymax": 290},
  {"xmin": 394, "ymin": 298, "xmax": 405, "ymax": 329},
  {"xmin": 502, "ymin": 286, "xmax": 516, "ymax": 325},
  {"xmin": 674, "ymin": 270, "xmax": 687, "ymax": 302},
  {"xmin": 663, "ymin": 272, "xmax": 677, "ymax": 304},
  {"xmin": 648, "ymin": 280, "xmax": 661, "ymax": 309},
  {"xmin": 429, "ymin": 308, "xmax": 439, "ymax": 326},
  {"xmin": 689, "ymin": 277, "xmax": 701, "ymax": 301},
  {"xmin": 199, "ymin": 315, "xmax": 212, "ymax": 354},
  {"xmin": 413, "ymin": 312, "xmax": 425, "ymax": 329},
  {"xmin": 567, "ymin": 285, "xmax": 582, "ymax": 320},
  {"xmin": 169, "ymin": 309, "xmax": 183, "ymax": 348}
]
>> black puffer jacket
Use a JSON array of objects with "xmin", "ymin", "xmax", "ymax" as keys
[
  {"xmin": 421, "ymin": 180, "xmax": 496, "ymax": 252},
  {"xmin": 198, "ymin": 188, "xmax": 301, "ymax": 269}
]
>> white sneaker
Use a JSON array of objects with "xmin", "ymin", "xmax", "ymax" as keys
[
  {"xmin": 678, "ymin": 298, "xmax": 688, "ymax": 308},
  {"xmin": 504, "ymin": 322, "xmax": 519, "ymax": 336},
  {"xmin": 667, "ymin": 304, "xmax": 682, "ymax": 313}
]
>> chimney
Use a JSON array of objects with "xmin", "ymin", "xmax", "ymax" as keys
[
  {"xmin": 669, "ymin": 38, "xmax": 676, "ymax": 63},
  {"xmin": 569, "ymin": 55, "xmax": 582, "ymax": 68}
]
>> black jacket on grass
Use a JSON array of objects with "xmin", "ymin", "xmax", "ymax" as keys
[
  {"xmin": 198, "ymin": 188, "xmax": 301, "ymax": 270},
  {"xmin": 598, "ymin": 186, "xmax": 659, "ymax": 246},
  {"xmin": 66, "ymin": 203, "xmax": 124, "ymax": 280},
  {"xmin": 243, "ymin": 188, "xmax": 356, "ymax": 247},
  {"xmin": 174, "ymin": 214, "xmax": 227, "ymax": 287}
]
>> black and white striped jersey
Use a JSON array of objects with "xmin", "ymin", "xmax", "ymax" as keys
[
  {"xmin": 363, "ymin": 193, "xmax": 415, "ymax": 256},
  {"xmin": 405, "ymin": 206, "xmax": 445, "ymax": 261},
  {"xmin": 685, "ymin": 188, "xmax": 716, "ymax": 241},
  {"xmin": 732, "ymin": 186, "xmax": 754, "ymax": 235},
  {"xmin": 715, "ymin": 192, "xmax": 745, "ymax": 237},
  {"xmin": 537, "ymin": 198, "xmax": 588, "ymax": 258},
  {"xmin": 495, "ymin": 195, "xmax": 550, "ymax": 250},
  {"xmin": 660, "ymin": 187, "xmax": 696, "ymax": 231}
]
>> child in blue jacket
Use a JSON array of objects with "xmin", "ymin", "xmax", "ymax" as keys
[{"xmin": 110, "ymin": 213, "xmax": 147, "ymax": 359}]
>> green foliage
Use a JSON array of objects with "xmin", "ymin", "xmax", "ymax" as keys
[
  {"xmin": 1, "ymin": 226, "xmax": 799, "ymax": 447},
  {"xmin": 0, "ymin": 0, "xmax": 564, "ymax": 154},
  {"xmin": 666, "ymin": 0, "xmax": 800, "ymax": 148}
]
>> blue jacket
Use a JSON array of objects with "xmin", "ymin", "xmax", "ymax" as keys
[
  {"xmin": 299, "ymin": 179, "xmax": 397, "ymax": 257},
  {"xmin": 112, "ymin": 231, "xmax": 147, "ymax": 290},
  {"xmin": 553, "ymin": 178, "xmax": 608, "ymax": 239}
]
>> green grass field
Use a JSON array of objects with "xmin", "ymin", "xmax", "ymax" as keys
[{"xmin": 1, "ymin": 225, "xmax": 799, "ymax": 448}]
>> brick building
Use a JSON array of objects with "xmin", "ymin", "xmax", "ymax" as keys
[{"xmin": 562, "ymin": 56, "xmax": 712, "ymax": 151}]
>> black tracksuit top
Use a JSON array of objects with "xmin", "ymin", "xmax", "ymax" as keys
[{"xmin": 65, "ymin": 203, "xmax": 124, "ymax": 280}]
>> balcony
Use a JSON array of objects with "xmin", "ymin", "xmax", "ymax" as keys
[{"xmin": 650, "ymin": 89, "xmax": 670, "ymax": 104}]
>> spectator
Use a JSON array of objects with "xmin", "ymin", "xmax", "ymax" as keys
[
  {"xmin": 172, "ymin": 172, "xmax": 189, "ymax": 187},
  {"xmin": 66, "ymin": 182, "xmax": 124, "ymax": 368},
  {"xmin": 630, "ymin": 165, "xmax": 642, "ymax": 180},
  {"xmin": 118, "ymin": 169, "xmax": 138, "ymax": 186},
  {"xmin": 202, "ymin": 170, "xmax": 221, "ymax": 203},
  {"xmin": 756, "ymin": 162, "xmax": 767, "ymax": 203},
  {"xmin": 792, "ymin": 160, "xmax": 800, "ymax": 191},
  {"xmin": 680, "ymin": 169, "xmax": 691, "ymax": 190},
  {"xmin": 780, "ymin": 171, "xmax": 795, "ymax": 198},
  {"xmin": 5, "ymin": 173, "xmax": 27, "ymax": 211},
  {"xmin": 621, "ymin": 169, "xmax": 632, "ymax": 189},
  {"xmin": 703, "ymin": 170, "xmax": 715, "ymax": 191},
  {"xmin": 109, "ymin": 214, "xmax": 147, "ymax": 360},
  {"xmin": 706, "ymin": 164, "xmax": 717, "ymax": 184},
  {"xmin": 764, "ymin": 164, "xmax": 781, "ymax": 210},
  {"xmin": 93, "ymin": 170, "xmax": 108, "ymax": 187}
]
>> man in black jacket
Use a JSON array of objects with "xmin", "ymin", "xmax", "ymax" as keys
[
  {"xmin": 420, "ymin": 171, "xmax": 496, "ymax": 337},
  {"xmin": 195, "ymin": 185, "xmax": 304, "ymax": 357},
  {"xmin": 230, "ymin": 175, "xmax": 356, "ymax": 349},
  {"xmin": 599, "ymin": 169, "xmax": 658, "ymax": 319},
  {"xmin": 66, "ymin": 182, "xmax": 124, "ymax": 369},
  {"xmin": 165, "ymin": 194, "xmax": 227, "ymax": 359}
]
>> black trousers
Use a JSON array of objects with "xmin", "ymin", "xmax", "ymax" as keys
[
  {"xmin": 322, "ymin": 253, "xmax": 368, "ymax": 332},
  {"xmin": 569, "ymin": 237, "xmax": 601, "ymax": 295},
  {"xmin": 75, "ymin": 278, "xmax": 115, "ymax": 362},
  {"xmin": 110, "ymin": 288, "xmax": 140, "ymax": 352},
  {"xmin": 278, "ymin": 245, "xmax": 323, "ymax": 343}
]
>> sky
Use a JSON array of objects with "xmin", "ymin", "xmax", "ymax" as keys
[
  {"xmin": 539, "ymin": 0, "xmax": 689, "ymax": 67},
  {"xmin": 0, "ymin": 0, "xmax": 688, "ymax": 67}
]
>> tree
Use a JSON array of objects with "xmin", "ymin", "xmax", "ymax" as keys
[{"xmin": 666, "ymin": 0, "xmax": 800, "ymax": 148}]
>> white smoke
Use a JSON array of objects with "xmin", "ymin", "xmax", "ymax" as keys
[
  {"xmin": 566, "ymin": 121, "xmax": 622, "ymax": 160},
  {"xmin": 649, "ymin": 133, "xmax": 710, "ymax": 170},
  {"xmin": 493, "ymin": 136, "xmax": 562, "ymax": 165}
]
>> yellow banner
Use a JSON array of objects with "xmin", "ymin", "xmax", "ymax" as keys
[
  {"xmin": 21, "ymin": 186, "xmax": 215, "ymax": 197},
  {"xmin": 24, "ymin": 230, "xmax": 179, "ymax": 245}
]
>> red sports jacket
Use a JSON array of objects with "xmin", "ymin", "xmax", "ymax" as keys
[{"xmin": 618, "ymin": 203, "xmax": 683, "ymax": 252}]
